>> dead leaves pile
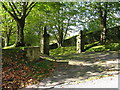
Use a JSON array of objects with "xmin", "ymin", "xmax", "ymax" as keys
[{"xmin": 2, "ymin": 50, "xmax": 56, "ymax": 89}]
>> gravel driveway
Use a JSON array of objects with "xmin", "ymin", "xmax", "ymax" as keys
[
  {"xmin": 54, "ymin": 75, "xmax": 119, "ymax": 88},
  {"xmin": 26, "ymin": 51, "xmax": 120, "ymax": 89}
]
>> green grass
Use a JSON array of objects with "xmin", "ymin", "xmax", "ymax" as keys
[
  {"xmin": 2, "ymin": 44, "xmax": 16, "ymax": 49},
  {"xmin": 50, "ymin": 46, "xmax": 76, "ymax": 56},
  {"xmin": 50, "ymin": 43, "xmax": 120, "ymax": 56},
  {"xmin": 84, "ymin": 41, "xmax": 99, "ymax": 50},
  {"xmin": 2, "ymin": 44, "xmax": 40, "ymax": 50},
  {"xmin": 50, "ymin": 41, "xmax": 99, "ymax": 56},
  {"xmin": 2, "ymin": 44, "xmax": 28, "ymax": 50},
  {"xmin": 86, "ymin": 43, "xmax": 120, "ymax": 52}
]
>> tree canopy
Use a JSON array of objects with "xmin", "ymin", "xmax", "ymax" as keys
[{"xmin": 0, "ymin": 2, "xmax": 119, "ymax": 47}]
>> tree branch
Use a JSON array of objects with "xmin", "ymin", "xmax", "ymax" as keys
[
  {"xmin": 103, "ymin": 2, "xmax": 108, "ymax": 24},
  {"xmin": 55, "ymin": 25, "xmax": 60, "ymax": 32},
  {"xmin": 11, "ymin": 2, "xmax": 21, "ymax": 16},
  {"xmin": 97, "ymin": 2, "xmax": 104, "ymax": 25},
  {"xmin": 26, "ymin": 2, "xmax": 34, "ymax": 10},
  {"xmin": 25, "ymin": 2, "xmax": 37, "ymax": 18},
  {"xmin": 9, "ymin": 2, "xmax": 18, "ymax": 18},
  {"xmin": 50, "ymin": 26, "xmax": 59, "ymax": 42},
  {"xmin": 21, "ymin": 2, "xmax": 27, "ymax": 20},
  {"xmin": 54, "ymin": 32, "xmax": 59, "ymax": 43},
  {"xmin": 64, "ymin": 18, "xmax": 70, "ymax": 39},
  {"xmin": 1, "ymin": 2, "xmax": 18, "ymax": 21},
  {"xmin": 97, "ymin": 2, "xmax": 103, "ymax": 18}
]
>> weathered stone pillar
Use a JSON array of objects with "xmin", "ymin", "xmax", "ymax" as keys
[
  {"xmin": 76, "ymin": 30, "xmax": 84, "ymax": 53},
  {"xmin": 43, "ymin": 26, "xmax": 50, "ymax": 55},
  {"xmin": 39, "ymin": 28, "xmax": 44, "ymax": 54},
  {"xmin": 118, "ymin": 27, "xmax": 120, "ymax": 42}
]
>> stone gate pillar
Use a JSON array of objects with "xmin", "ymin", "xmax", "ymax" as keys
[
  {"xmin": 76, "ymin": 30, "xmax": 84, "ymax": 53},
  {"xmin": 43, "ymin": 26, "xmax": 50, "ymax": 55}
]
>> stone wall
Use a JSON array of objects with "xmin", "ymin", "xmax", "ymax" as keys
[
  {"xmin": 25, "ymin": 46, "xmax": 41, "ymax": 61},
  {"xmin": 49, "ymin": 26, "xmax": 120, "ymax": 50},
  {"xmin": 2, "ymin": 46, "xmax": 41, "ymax": 61},
  {"xmin": 49, "ymin": 36, "xmax": 77, "ymax": 49},
  {"xmin": 63, "ymin": 36, "xmax": 77, "ymax": 47}
]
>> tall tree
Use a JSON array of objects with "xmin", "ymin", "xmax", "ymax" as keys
[
  {"xmin": 79, "ymin": 2, "xmax": 119, "ymax": 44},
  {"xmin": 0, "ymin": 7, "xmax": 16, "ymax": 47},
  {"xmin": 1, "ymin": 2, "xmax": 36, "ymax": 46},
  {"xmin": 1, "ymin": 16, "xmax": 15, "ymax": 47},
  {"xmin": 97, "ymin": 2, "xmax": 108, "ymax": 44},
  {"xmin": 49, "ymin": 2, "xmax": 78, "ymax": 47}
]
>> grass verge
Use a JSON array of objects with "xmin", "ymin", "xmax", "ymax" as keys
[
  {"xmin": 50, "ymin": 43, "xmax": 120, "ymax": 56},
  {"xmin": 86, "ymin": 43, "xmax": 120, "ymax": 52}
]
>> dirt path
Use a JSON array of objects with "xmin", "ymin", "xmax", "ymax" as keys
[
  {"xmin": 54, "ymin": 75, "xmax": 119, "ymax": 88},
  {"xmin": 26, "ymin": 51, "xmax": 120, "ymax": 88}
]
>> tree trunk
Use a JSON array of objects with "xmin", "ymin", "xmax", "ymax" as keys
[
  {"xmin": 2, "ymin": 38, "xmax": 5, "ymax": 47},
  {"xmin": 15, "ymin": 20, "xmax": 25, "ymax": 47},
  {"xmin": 58, "ymin": 28, "xmax": 64, "ymax": 47},
  {"xmin": 100, "ymin": 27, "xmax": 107, "ymax": 44},
  {"xmin": 58, "ymin": 32, "xmax": 63, "ymax": 47},
  {"xmin": 7, "ymin": 35, "xmax": 10, "ymax": 46},
  {"xmin": 43, "ymin": 27, "xmax": 50, "ymax": 55},
  {"xmin": 5, "ymin": 25, "xmax": 12, "ymax": 46},
  {"xmin": 4, "ymin": 36, "xmax": 10, "ymax": 47},
  {"xmin": 98, "ymin": 2, "xmax": 108, "ymax": 44},
  {"xmin": 100, "ymin": 14, "xmax": 107, "ymax": 44},
  {"xmin": 118, "ymin": 27, "xmax": 120, "ymax": 42},
  {"xmin": 2, "ymin": 2, "xmax": 36, "ymax": 47}
]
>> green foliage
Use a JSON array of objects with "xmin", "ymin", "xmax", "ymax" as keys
[
  {"xmin": 24, "ymin": 31, "xmax": 39, "ymax": 46},
  {"xmin": 0, "ymin": 8, "xmax": 16, "ymax": 46},
  {"xmin": 86, "ymin": 43, "xmax": 120, "ymax": 52},
  {"xmin": 1, "ymin": 2, "xmax": 119, "ymax": 47},
  {"xmin": 2, "ymin": 49, "xmax": 56, "ymax": 88}
]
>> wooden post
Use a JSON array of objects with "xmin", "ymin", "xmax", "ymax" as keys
[
  {"xmin": 76, "ymin": 30, "xmax": 84, "ymax": 53},
  {"xmin": 43, "ymin": 26, "xmax": 50, "ymax": 55}
]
